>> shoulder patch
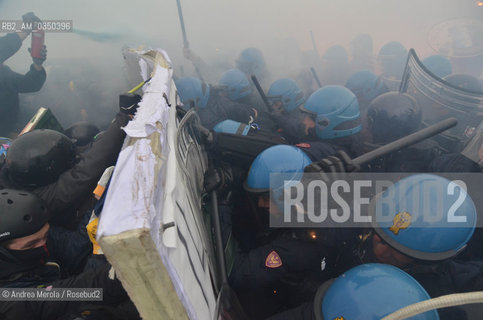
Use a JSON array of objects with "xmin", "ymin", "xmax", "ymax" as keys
[
  {"xmin": 296, "ymin": 143, "xmax": 311, "ymax": 148},
  {"xmin": 265, "ymin": 250, "xmax": 283, "ymax": 268}
]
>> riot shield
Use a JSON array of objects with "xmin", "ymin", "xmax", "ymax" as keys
[
  {"xmin": 427, "ymin": 18, "xmax": 483, "ymax": 78},
  {"xmin": 428, "ymin": 18, "xmax": 483, "ymax": 59},
  {"xmin": 399, "ymin": 49, "xmax": 483, "ymax": 152}
]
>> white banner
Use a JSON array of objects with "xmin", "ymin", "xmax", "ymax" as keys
[{"xmin": 98, "ymin": 48, "xmax": 217, "ymax": 320}]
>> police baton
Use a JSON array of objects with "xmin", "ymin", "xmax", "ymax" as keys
[
  {"xmin": 352, "ymin": 118, "xmax": 458, "ymax": 167},
  {"xmin": 310, "ymin": 67, "xmax": 322, "ymax": 88},
  {"xmin": 250, "ymin": 75, "xmax": 272, "ymax": 112},
  {"xmin": 175, "ymin": 0, "xmax": 205, "ymax": 82},
  {"xmin": 175, "ymin": 0, "xmax": 189, "ymax": 49}
]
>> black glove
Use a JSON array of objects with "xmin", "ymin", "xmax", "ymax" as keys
[
  {"xmin": 119, "ymin": 93, "xmax": 142, "ymax": 115},
  {"xmin": 203, "ymin": 165, "xmax": 233, "ymax": 194},
  {"xmin": 28, "ymin": 45, "xmax": 47, "ymax": 66},
  {"xmin": 304, "ymin": 150, "xmax": 358, "ymax": 182},
  {"xmin": 204, "ymin": 162, "xmax": 234, "ymax": 205}
]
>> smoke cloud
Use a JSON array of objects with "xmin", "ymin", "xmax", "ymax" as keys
[{"xmin": 1, "ymin": 0, "xmax": 480, "ymax": 128}]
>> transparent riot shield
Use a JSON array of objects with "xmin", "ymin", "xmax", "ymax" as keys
[
  {"xmin": 428, "ymin": 18, "xmax": 483, "ymax": 59},
  {"xmin": 399, "ymin": 49, "xmax": 483, "ymax": 152},
  {"xmin": 380, "ymin": 76, "xmax": 401, "ymax": 92},
  {"xmin": 428, "ymin": 18, "xmax": 483, "ymax": 78}
]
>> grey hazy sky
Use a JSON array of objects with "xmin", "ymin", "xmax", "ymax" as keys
[{"xmin": 1, "ymin": 0, "xmax": 480, "ymax": 65}]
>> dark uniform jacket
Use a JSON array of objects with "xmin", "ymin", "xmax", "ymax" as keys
[
  {"xmin": 197, "ymin": 89, "xmax": 256, "ymax": 130},
  {"xmin": 0, "ymin": 211, "xmax": 129, "ymax": 320},
  {"xmin": 269, "ymin": 232, "xmax": 483, "ymax": 320},
  {"xmin": 270, "ymin": 110, "xmax": 307, "ymax": 144},
  {"xmin": 0, "ymin": 112, "xmax": 130, "ymax": 226},
  {"xmin": 0, "ymin": 262, "xmax": 128, "ymax": 320},
  {"xmin": 0, "ymin": 213, "xmax": 92, "ymax": 288},
  {"xmin": 0, "ymin": 33, "xmax": 46, "ymax": 135}
]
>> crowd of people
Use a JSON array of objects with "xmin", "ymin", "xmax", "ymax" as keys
[
  {"xmin": 0, "ymin": 10, "xmax": 483, "ymax": 320},
  {"xmin": 175, "ymin": 26, "xmax": 483, "ymax": 320}
]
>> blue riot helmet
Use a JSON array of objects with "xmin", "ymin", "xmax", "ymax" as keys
[
  {"xmin": 218, "ymin": 69, "xmax": 252, "ymax": 101},
  {"xmin": 422, "ymin": 55, "xmax": 452, "ymax": 79},
  {"xmin": 213, "ymin": 120, "xmax": 251, "ymax": 136},
  {"xmin": 244, "ymin": 145, "xmax": 311, "ymax": 193},
  {"xmin": 175, "ymin": 76, "xmax": 210, "ymax": 109},
  {"xmin": 267, "ymin": 78, "xmax": 305, "ymax": 113},
  {"xmin": 443, "ymin": 73, "xmax": 483, "ymax": 93},
  {"xmin": 316, "ymin": 264, "xmax": 439, "ymax": 320},
  {"xmin": 300, "ymin": 85, "xmax": 361, "ymax": 139},
  {"xmin": 323, "ymin": 45, "xmax": 349, "ymax": 64},
  {"xmin": 350, "ymin": 34, "xmax": 373, "ymax": 55},
  {"xmin": 366, "ymin": 92, "xmax": 422, "ymax": 144},
  {"xmin": 236, "ymin": 47, "xmax": 266, "ymax": 79},
  {"xmin": 349, "ymin": 34, "xmax": 375, "ymax": 73},
  {"xmin": 378, "ymin": 41, "xmax": 408, "ymax": 79},
  {"xmin": 345, "ymin": 71, "xmax": 389, "ymax": 109},
  {"xmin": 370, "ymin": 174, "xmax": 477, "ymax": 261},
  {"xmin": 379, "ymin": 41, "xmax": 407, "ymax": 60}
]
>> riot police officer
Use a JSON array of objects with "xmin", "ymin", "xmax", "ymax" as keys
[
  {"xmin": 268, "ymin": 263, "xmax": 439, "ymax": 320},
  {"xmin": 345, "ymin": 70, "xmax": 389, "ymax": 112},
  {"xmin": 296, "ymin": 85, "xmax": 364, "ymax": 161},
  {"xmin": 225, "ymin": 145, "xmax": 334, "ymax": 318},
  {"xmin": 235, "ymin": 47, "xmax": 269, "ymax": 88},
  {"xmin": 422, "ymin": 55, "xmax": 452, "ymax": 79},
  {"xmin": 266, "ymin": 78, "xmax": 307, "ymax": 143},
  {"xmin": 175, "ymin": 76, "xmax": 257, "ymax": 130},
  {"xmin": 363, "ymin": 92, "xmax": 440, "ymax": 172},
  {"xmin": 218, "ymin": 68, "xmax": 274, "ymax": 128},
  {"xmin": 349, "ymin": 33, "xmax": 376, "ymax": 74},
  {"xmin": 377, "ymin": 41, "xmax": 408, "ymax": 90},
  {"xmin": 333, "ymin": 174, "xmax": 480, "ymax": 318}
]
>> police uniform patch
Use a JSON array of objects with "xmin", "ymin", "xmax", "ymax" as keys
[
  {"xmin": 265, "ymin": 250, "xmax": 283, "ymax": 268},
  {"xmin": 389, "ymin": 211, "xmax": 412, "ymax": 235},
  {"xmin": 295, "ymin": 143, "xmax": 311, "ymax": 148},
  {"xmin": 464, "ymin": 126, "xmax": 475, "ymax": 138}
]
